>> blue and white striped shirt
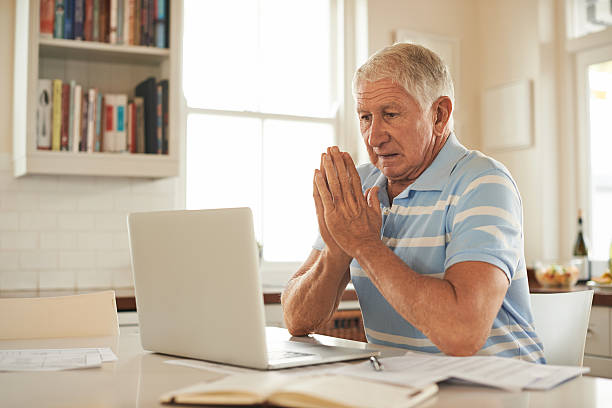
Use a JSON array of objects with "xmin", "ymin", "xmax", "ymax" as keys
[{"xmin": 314, "ymin": 133, "xmax": 545, "ymax": 363}]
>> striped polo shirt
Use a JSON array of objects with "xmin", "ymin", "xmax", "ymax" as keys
[{"xmin": 314, "ymin": 133, "xmax": 545, "ymax": 363}]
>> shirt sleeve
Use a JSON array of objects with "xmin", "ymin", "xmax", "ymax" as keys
[{"xmin": 445, "ymin": 169, "xmax": 523, "ymax": 281}]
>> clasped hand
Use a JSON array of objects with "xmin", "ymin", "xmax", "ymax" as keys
[{"xmin": 313, "ymin": 146, "xmax": 382, "ymax": 259}]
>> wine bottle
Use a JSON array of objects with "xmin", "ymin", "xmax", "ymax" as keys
[{"xmin": 572, "ymin": 209, "xmax": 590, "ymax": 282}]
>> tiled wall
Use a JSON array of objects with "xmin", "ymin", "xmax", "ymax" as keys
[{"xmin": 0, "ymin": 153, "xmax": 178, "ymax": 290}]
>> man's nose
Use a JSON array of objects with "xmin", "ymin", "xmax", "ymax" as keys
[{"xmin": 368, "ymin": 117, "xmax": 387, "ymax": 147}]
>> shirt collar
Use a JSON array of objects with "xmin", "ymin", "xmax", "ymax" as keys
[{"xmin": 409, "ymin": 132, "xmax": 468, "ymax": 192}]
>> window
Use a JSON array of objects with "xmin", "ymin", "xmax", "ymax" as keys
[
  {"xmin": 587, "ymin": 59, "xmax": 612, "ymax": 259},
  {"xmin": 182, "ymin": 1, "xmax": 342, "ymax": 269},
  {"xmin": 567, "ymin": 0, "xmax": 612, "ymax": 39}
]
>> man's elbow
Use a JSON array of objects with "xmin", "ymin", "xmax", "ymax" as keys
[{"xmin": 436, "ymin": 329, "xmax": 488, "ymax": 357}]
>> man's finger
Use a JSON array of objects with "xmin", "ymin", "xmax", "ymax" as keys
[
  {"xmin": 322, "ymin": 153, "xmax": 343, "ymax": 204},
  {"xmin": 343, "ymin": 152, "xmax": 365, "ymax": 209},
  {"xmin": 367, "ymin": 186, "xmax": 382, "ymax": 215},
  {"xmin": 314, "ymin": 169, "xmax": 334, "ymax": 209},
  {"xmin": 329, "ymin": 147, "xmax": 358, "ymax": 214}
]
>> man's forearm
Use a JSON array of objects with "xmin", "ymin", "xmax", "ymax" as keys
[
  {"xmin": 281, "ymin": 249, "xmax": 351, "ymax": 336},
  {"xmin": 354, "ymin": 242, "xmax": 497, "ymax": 355}
]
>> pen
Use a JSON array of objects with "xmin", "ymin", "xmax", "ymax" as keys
[{"xmin": 369, "ymin": 356, "xmax": 384, "ymax": 372}]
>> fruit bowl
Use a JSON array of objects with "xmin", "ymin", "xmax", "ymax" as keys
[{"xmin": 534, "ymin": 263, "xmax": 579, "ymax": 288}]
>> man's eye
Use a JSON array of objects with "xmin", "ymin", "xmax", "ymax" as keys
[
  {"xmin": 384, "ymin": 112, "xmax": 398, "ymax": 118},
  {"xmin": 360, "ymin": 114, "xmax": 371, "ymax": 121}
]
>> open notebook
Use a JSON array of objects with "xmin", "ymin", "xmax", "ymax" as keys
[{"xmin": 160, "ymin": 372, "xmax": 438, "ymax": 408}]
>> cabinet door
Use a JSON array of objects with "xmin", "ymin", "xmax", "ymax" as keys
[{"xmin": 585, "ymin": 306, "xmax": 611, "ymax": 357}]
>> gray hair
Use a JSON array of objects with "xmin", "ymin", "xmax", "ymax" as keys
[{"xmin": 353, "ymin": 42, "xmax": 455, "ymax": 130}]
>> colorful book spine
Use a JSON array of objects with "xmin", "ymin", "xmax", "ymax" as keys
[
  {"xmin": 156, "ymin": 82, "xmax": 162, "ymax": 154},
  {"xmin": 64, "ymin": 0, "xmax": 75, "ymax": 39},
  {"xmin": 127, "ymin": 101, "xmax": 135, "ymax": 152},
  {"xmin": 95, "ymin": 91, "xmax": 103, "ymax": 151},
  {"xmin": 154, "ymin": 0, "xmax": 165, "ymax": 48},
  {"xmin": 148, "ymin": 0, "xmax": 154, "ymax": 46},
  {"xmin": 60, "ymin": 83, "xmax": 70, "ymax": 150},
  {"xmin": 140, "ymin": 0, "xmax": 148, "ymax": 46},
  {"xmin": 104, "ymin": 96, "xmax": 114, "ymax": 152},
  {"xmin": 74, "ymin": 0, "xmax": 84, "ymax": 40},
  {"xmin": 54, "ymin": 1, "xmax": 66, "ymax": 39},
  {"xmin": 80, "ymin": 91, "xmax": 88, "ymax": 151},
  {"xmin": 36, "ymin": 79, "xmax": 53, "ymax": 150},
  {"xmin": 52, "ymin": 79, "xmax": 62, "ymax": 151},
  {"xmin": 84, "ymin": 0, "xmax": 93, "ymax": 41},
  {"xmin": 67, "ymin": 80, "xmax": 75, "ymax": 150},
  {"xmin": 124, "ymin": 0, "xmax": 132, "ymax": 45},
  {"xmin": 72, "ymin": 85, "xmax": 82, "ymax": 152},
  {"xmin": 134, "ymin": 96, "xmax": 144, "ymax": 153},
  {"xmin": 39, "ymin": 0, "xmax": 55, "ymax": 38},
  {"xmin": 158, "ymin": 79, "xmax": 168, "ymax": 154},
  {"xmin": 133, "ymin": 0, "xmax": 140, "ymax": 45},
  {"xmin": 99, "ymin": 0, "xmax": 108, "ymax": 43},
  {"xmin": 109, "ymin": 0, "xmax": 118, "ymax": 44},
  {"xmin": 87, "ymin": 89, "xmax": 96, "ymax": 152},
  {"xmin": 115, "ymin": 94, "xmax": 128, "ymax": 152},
  {"xmin": 117, "ymin": 0, "xmax": 124, "ymax": 44},
  {"xmin": 92, "ymin": 0, "xmax": 100, "ymax": 41}
]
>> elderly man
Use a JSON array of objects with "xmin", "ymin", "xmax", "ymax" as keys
[{"xmin": 281, "ymin": 43, "xmax": 544, "ymax": 363}]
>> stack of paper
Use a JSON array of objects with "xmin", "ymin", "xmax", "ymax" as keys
[
  {"xmin": 0, "ymin": 347, "xmax": 117, "ymax": 372},
  {"xmin": 331, "ymin": 353, "xmax": 589, "ymax": 391}
]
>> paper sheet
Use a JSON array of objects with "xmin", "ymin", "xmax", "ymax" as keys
[
  {"xmin": 332, "ymin": 353, "xmax": 589, "ymax": 391},
  {"xmin": 164, "ymin": 358, "xmax": 350, "ymax": 378},
  {"xmin": 0, "ymin": 347, "xmax": 117, "ymax": 372}
]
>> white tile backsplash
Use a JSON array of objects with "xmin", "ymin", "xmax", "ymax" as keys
[{"xmin": 0, "ymin": 153, "xmax": 178, "ymax": 290}]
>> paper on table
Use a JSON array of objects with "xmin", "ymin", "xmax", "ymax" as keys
[
  {"xmin": 0, "ymin": 347, "xmax": 117, "ymax": 372},
  {"xmin": 332, "ymin": 353, "xmax": 589, "ymax": 391},
  {"xmin": 164, "ymin": 358, "xmax": 351, "ymax": 378}
]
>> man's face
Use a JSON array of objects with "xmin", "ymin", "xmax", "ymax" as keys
[{"xmin": 355, "ymin": 78, "xmax": 436, "ymax": 185}]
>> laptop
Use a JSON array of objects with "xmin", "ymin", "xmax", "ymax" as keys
[{"xmin": 127, "ymin": 207, "xmax": 378, "ymax": 370}]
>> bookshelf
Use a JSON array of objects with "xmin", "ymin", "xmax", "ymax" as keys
[{"xmin": 12, "ymin": 0, "xmax": 182, "ymax": 178}]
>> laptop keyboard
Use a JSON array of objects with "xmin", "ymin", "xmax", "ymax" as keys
[{"xmin": 268, "ymin": 350, "xmax": 314, "ymax": 361}]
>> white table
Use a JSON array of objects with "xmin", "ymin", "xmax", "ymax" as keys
[{"xmin": 1, "ymin": 327, "xmax": 611, "ymax": 407}]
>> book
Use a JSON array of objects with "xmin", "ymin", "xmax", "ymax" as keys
[
  {"xmin": 115, "ymin": 94, "xmax": 128, "ymax": 152},
  {"xmin": 157, "ymin": 79, "xmax": 168, "ymax": 154},
  {"xmin": 67, "ymin": 80, "xmax": 75, "ymax": 150},
  {"xmin": 60, "ymin": 82, "xmax": 70, "ymax": 150},
  {"xmin": 160, "ymin": 373, "xmax": 438, "ymax": 408},
  {"xmin": 92, "ymin": 0, "xmax": 100, "ymax": 41},
  {"xmin": 109, "ymin": 0, "xmax": 118, "ymax": 43},
  {"xmin": 133, "ymin": 96, "xmax": 145, "ymax": 153},
  {"xmin": 84, "ymin": 0, "xmax": 93, "ymax": 41},
  {"xmin": 134, "ymin": 77, "xmax": 157, "ymax": 153},
  {"xmin": 117, "ymin": 0, "xmax": 124, "ymax": 44},
  {"xmin": 80, "ymin": 91, "xmax": 88, "ymax": 151},
  {"xmin": 39, "ymin": 0, "xmax": 55, "ymax": 38},
  {"xmin": 154, "ymin": 0, "xmax": 166, "ymax": 48},
  {"xmin": 64, "ymin": 0, "xmax": 75, "ymax": 39},
  {"xmin": 155, "ymin": 81, "xmax": 162, "ymax": 154},
  {"xmin": 36, "ymin": 79, "xmax": 53, "ymax": 150},
  {"xmin": 95, "ymin": 91, "xmax": 104, "ymax": 151},
  {"xmin": 127, "ymin": 101, "xmax": 134, "ymax": 152},
  {"xmin": 103, "ymin": 96, "xmax": 114, "ymax": 152},
  {"xmin": 51, "ymin": 79, "xmax": 62, "ymax": 151},
  {"xmin": 124, "ymin": 0, "xmax": 132, "ymax": 45},
  {"xmin": 133, "ymin": 0, "xmax": 140, "ymax": 45},
  {"xmin": 100, "ymin": 0, "xmax": 109, "ymax": 43},
  {"xmin": 72, "ymin": 84, "xmax": 82, "ymax": 152},
  {"xmin": 54, "ymin": 1, "xmax": 66, "ymax": 38},
  {"xmin": 87, "ymin": 88, "xmax": 96, "ymax": 152},
  {"xmin": 74, "ymin": 0, "xmax": 84, "ymax": 40}
]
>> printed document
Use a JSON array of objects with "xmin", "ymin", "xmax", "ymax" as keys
[
  {"xmin": 0, "ymin": 347, "xmax": 117, "ymax": 371},
  {"xmin": 332, "ymin": 353, "xmax": 589, "ymax": 391}
]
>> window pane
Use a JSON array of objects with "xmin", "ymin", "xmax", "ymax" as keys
[
  {"xmin": 183, "ymin": 0, "xmax": 333, "ymax": 117},
  {"xmin": 262, "ymin": 120, "xmax": 334, "ymax": 262},
  {"xmin": 182, "ymin": 0, "xmax": 259, "ymax": 111},
  {"xmin": 588, "ymin": 61, "xmax": 612, "ymax": 259},
  {"xmin": 259, "ymin": 0, "xmax": 332, "ymax": 117},
  {"xmin": 186, "ymin": 114, "xmax": 263, "ymax": 240}
]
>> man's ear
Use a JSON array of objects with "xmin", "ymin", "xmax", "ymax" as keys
[{"xmin": 432, "ymin": 96, "xmax": 452, "ymax": 137}]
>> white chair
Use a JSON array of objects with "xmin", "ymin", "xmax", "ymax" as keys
[
  {"xmin": 0, "ymin": 290, "xmax": 119, "ymax": 340},
  {"xmin": 530, "ymin": 290, "xmax": 593, "ymax": 366}
]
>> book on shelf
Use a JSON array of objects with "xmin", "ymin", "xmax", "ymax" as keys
[
  {"xmin": 36, "ymin": 77, "xmax": 167, "ymax": 155},
  {"xmin": 54, "ymin": 1, "xmax": 66, "ymax": 39},
  {"xmin": 135, "ymin": 76, "xmax": 158, "ymax": 154},
  {"xmin": 39, "ymin": 0, "xmax": 54, "ymax": 39},
  {"xmin": 51, "ymin": 79, "xmax": 62, "ymax": 151},
  {"xmin": 39, "ymin": 0, "xmax": 169, "ymax": 48},
  {"xmin": 160, "ymin": 373, "xmax": 438, "ymax": 408},
  {"xmin": 36, "ymin": 79, "xmax": 52, "ymax": 150}
]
